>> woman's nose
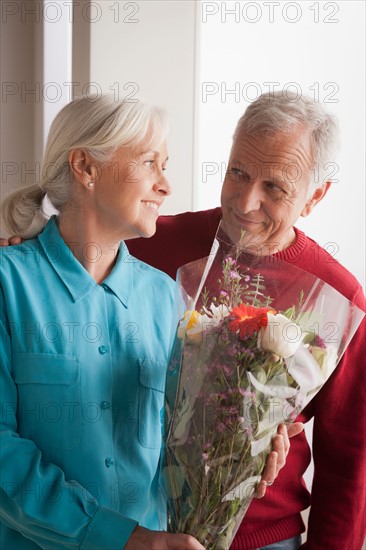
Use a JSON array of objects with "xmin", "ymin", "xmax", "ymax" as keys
[{"xmin": 154, "ymin": 172, "xmax": 172, "ymax": 196}]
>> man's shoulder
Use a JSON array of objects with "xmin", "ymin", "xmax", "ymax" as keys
[
  {"xmin": 127, "ymin": 208, "xmax": 222, "ymax": 279},
  {"xmin": 156, "ymin": 207, "xmax": 222, "ymax": 234},
  {"xmin": 297, "ymin": 231, "xmax": 365, "ymax": 309}
]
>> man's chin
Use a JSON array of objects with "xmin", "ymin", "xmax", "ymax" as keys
[
  {"xmin": 221, "ymin": 219, "xmax": 256, "ymax": 246},
  {"xmin": 220, "ymin": 221, "xmax": 274, "ymax": 256}
]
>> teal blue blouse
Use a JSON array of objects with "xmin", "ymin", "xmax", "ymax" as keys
[{"xmin": 0, "ymin": 217, "xmax": 178, "ymax": 549}]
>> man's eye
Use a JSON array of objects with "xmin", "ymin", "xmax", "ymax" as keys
[
  {"xmin": 266, "ymin": 181, "xmax": 284, "ymax": 193},
  {"xmin": 228, "ymin": 168, "xmax": 249, "ymax": 180},
  {"xmin": 144, "ymin": 160, "xmax": 154, "ymax": 167}
]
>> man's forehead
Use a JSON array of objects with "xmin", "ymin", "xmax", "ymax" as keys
[{"xmin": 231, "ymin": 127, "xmax": 313, "ymax": 165}]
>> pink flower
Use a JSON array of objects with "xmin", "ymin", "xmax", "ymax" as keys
[{"xmin": 224, "ymin": 257, "xmax": 236, "ymax": 265}]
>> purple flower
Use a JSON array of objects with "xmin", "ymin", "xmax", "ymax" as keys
[
  {"xmin": 222, "ymin": 364, "xmax": 234, "ymax": 375},
  {"xmin": 225, "ymin": 257, "xmax": 236, "ymax": 265},
  {"xmin": 225, "ymin": 406, "xmax": 239, "ymax": 415},
  {"xmin": 239, "ymin": 389, "xmax": 256, "ymax": 398},
  {"xmin": 230, "ymin": 271, "xmax": 241, "ymax": 280}
]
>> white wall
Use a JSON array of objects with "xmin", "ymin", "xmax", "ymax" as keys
[
  {"xmin": 87, "ymin": 0, "xmax": 197, "ymax": 216},
  {"xmin": 43, "ymin": 1, "xmax": 73, "ymax": 142},
  {"xmin": 195, "ymin": 0, "xmax": 365, "ymax": 290}
]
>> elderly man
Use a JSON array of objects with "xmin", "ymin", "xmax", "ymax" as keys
[{"xmin": 127, "ymin": 92, "xmax": 366, "ymax": 549}]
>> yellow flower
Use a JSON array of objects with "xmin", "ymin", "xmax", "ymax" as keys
[{"xmin": 178, "ymin": 310, "xmax": 206, "ymax": 343}]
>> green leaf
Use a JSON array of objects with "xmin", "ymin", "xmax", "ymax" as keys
[{"xmin": 161, "ymin": 465, "xmax": 187, "ymax": 499}]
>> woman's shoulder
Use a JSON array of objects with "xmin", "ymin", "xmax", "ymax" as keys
[
  {"xmin": 131, "ymin": 255, "xmax": 176, "ymax": 287},
  {"xmin": 0, "ymin": 238, "xmax": 42, "ymax": 271}
]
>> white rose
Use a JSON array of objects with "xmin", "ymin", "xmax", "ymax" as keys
[{"xmin": 258, "ymin": 313, "xmax": 304, "ymax": 358}]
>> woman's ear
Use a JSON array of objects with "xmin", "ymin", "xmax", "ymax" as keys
[
  {"xmin": 301, "ymin": 181, "xmax": 332, "ymax": 218},
  {"xmin": 69, "ymin": 149, "xmax": 99, "ymax": 189}
]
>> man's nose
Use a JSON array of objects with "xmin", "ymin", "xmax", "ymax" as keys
[{"xmin": 237, "ymin": 181, "xmax": 262, "ymax": 212}]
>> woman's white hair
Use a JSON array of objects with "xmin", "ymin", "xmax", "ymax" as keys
[
  {"xmin": 1, "ymin": 95, "xmax": 168, "ymax": 239},
  {"xmin": 233, "ymin": 91, "xmax": 340, "ymax": 193}
]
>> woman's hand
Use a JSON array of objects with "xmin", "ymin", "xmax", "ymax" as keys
[
  {"xmin": 255, "ymin": 422, "xmax": 304, "ymax": 498},
  {"xmin": 125, "ymin": 526, "xmax": 205, "ymax": 549}
]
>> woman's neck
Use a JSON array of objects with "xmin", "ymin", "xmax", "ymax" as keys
[{"xmin": 57, "ymin": 212, "xmax": 120, "ymax": 284}]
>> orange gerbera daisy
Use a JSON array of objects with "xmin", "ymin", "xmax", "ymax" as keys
[{"xmin": 228, "ymin": 303, "xmax": 276, "ymax": 339}]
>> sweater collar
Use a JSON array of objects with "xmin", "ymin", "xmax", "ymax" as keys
[
  {"xmin": 211, "ymin": 208, "xmax": 307, "ymax": 260},
  {"xmin": 274, "ymin": 227, "xmax": 308, "ymax": 261}
]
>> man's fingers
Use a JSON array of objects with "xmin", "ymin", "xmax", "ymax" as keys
[
  {"xmin": 277, "ymin": 423, "xmax": 290, "ymax": 456},
  {"xmin": 254, "ymin": 479, "xmax": 268, "ymax": 499},
  {"xmin": 0, "ymin": 236, "xmax": 22, "ymax": 247},
  {"xmin": 9, "ymin": 236, "xmax": 22, "ymax": 244},
  {"xmin": 287, "ymin": 422, "xmax": 304, "ymax": 439},
  {"xmin": 254, "ymin": 422, "xmax": 305, "ymax": 500},
  {"xmin": 255, "ymin": 450, "xmax": 278, "ymax": 498},
  {"xmin": 271, "ymin": 433, "xmax": 287, "ymax": 470}
]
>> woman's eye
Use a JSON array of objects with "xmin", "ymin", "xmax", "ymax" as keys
[{"xmin": 144, "ymin": 160, "xmax": 154, "ymax": 167}]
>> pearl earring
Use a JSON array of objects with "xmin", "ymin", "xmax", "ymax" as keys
[{"xmin": 87, "ymin": 182, "xmax": 94, "ymax": 188}]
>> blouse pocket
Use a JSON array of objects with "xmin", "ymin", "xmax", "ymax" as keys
[
  {"xmin": 12, "ymin": 353, "xmax": 81, "ymax": 450},
  {"xmin": 138, "ymin": 357, "xmax": 167, "ymax": 449}
]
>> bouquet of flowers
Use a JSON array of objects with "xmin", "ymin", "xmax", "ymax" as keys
[{"xmin": 160, "ymin": 223, "xmax": 364, "ymax": 549}]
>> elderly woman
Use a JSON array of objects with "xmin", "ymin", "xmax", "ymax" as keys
[
  {"xmin": 0, "ymin": 95, "xmax": 205, "ymax": 550},
  {"xmin": 0, "ymin": 96, "xmax": 294, "ymax": 550}
]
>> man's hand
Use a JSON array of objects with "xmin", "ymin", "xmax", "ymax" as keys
[
  {"xmin": 255, "ymin": 422, "xmax": 303, "ymax": 498},
  {"xmin": 0, "ymin": 236, "xmax": 22, "ymax": 247},
  {"xmin": 125, "ymin": 526, "xmax": 205, "ymax": 549}
]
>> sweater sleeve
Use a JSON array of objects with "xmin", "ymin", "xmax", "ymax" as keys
[
  {"xmin": 302, "ymin": 290, "xmax": 366, "ymax": 549},
  {"xmin": 0, "ymin": 309, "xmax": 138, "ymax": 549}
]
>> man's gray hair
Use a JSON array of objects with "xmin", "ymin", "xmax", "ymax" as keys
[{"xmin": 233, "ymin": 91, "xmax": 340, "ymax": 192}]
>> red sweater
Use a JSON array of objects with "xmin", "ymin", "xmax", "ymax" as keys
[{"xmin": 128, "ymin": 208, "xmax": 366, "ymax": 550}]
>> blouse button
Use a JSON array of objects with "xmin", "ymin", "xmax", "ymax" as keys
[
  {"xmin": 105, "ymin": 457, "xmax": 114, "ymax": 468},
  {"xmin": 98, "ymin": 345, "xmax": 108, "ymax": 355},
  {"xmin": 101, "ymin": 401, "xmax": 111, "ymax": 410}
]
